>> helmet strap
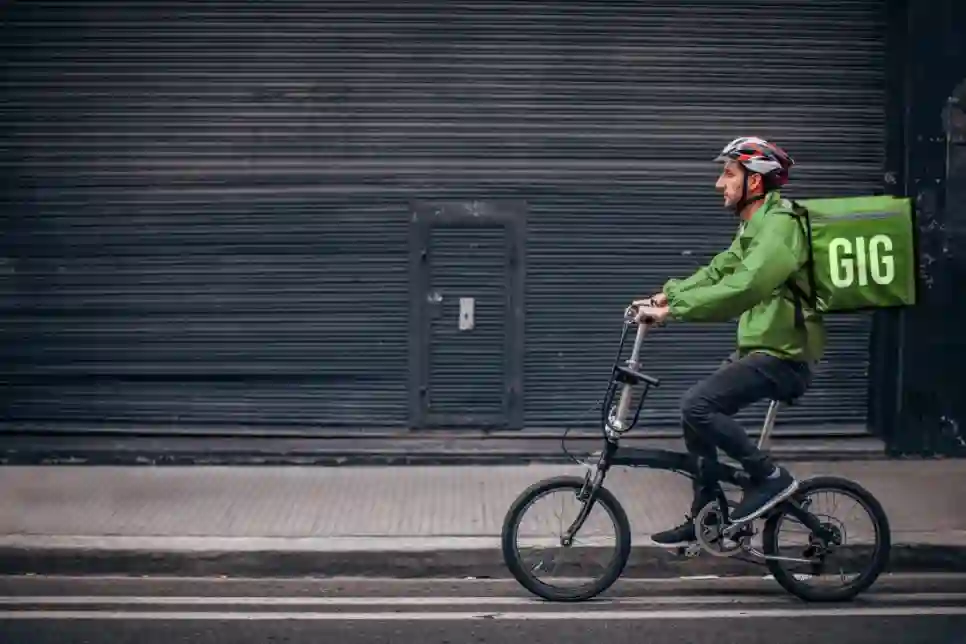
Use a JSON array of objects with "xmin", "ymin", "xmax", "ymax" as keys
[{"xmin": 733, "ymin": 168, "xmax": 766, "ymax": 216}]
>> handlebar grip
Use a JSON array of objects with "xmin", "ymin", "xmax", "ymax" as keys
[{"xmin": 625, "ymin": 301, "xmax": 660, "ymax": 325}]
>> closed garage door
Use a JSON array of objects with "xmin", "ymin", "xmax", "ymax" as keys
[{"xmin": 0, "ymin": 1, "xmax": 886, "ymax": 433}]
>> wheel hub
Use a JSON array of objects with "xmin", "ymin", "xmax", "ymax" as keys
[{"xmin": 804, "ymin": 521, "xmax": 844, "ymax": 559}]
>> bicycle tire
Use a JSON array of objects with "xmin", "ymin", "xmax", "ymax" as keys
[
  {"xmin": 501, "ymin": 475, "xmax": 632, "ymax": 602},
  {"xmin": 762, "ymin": 475, "xmax": 892, "ymax": 602}
]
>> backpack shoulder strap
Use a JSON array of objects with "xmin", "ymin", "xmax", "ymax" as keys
[{"xmin": 773, "ymin": 198, "xmax": 818, "ymax": 327}]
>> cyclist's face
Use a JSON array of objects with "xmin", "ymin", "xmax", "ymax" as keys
[{"xmin": 715, "ymin": 160, "xmax": 762, "ymax": 209}]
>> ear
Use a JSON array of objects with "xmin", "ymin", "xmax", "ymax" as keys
[{"xmin": 747, "ymin": 172, "xmax": 764, "ymax": 193}]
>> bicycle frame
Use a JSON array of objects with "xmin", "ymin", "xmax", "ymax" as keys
[{"xmin": 561, "ymin": 310, "xmax": 834, "ymax": 548}]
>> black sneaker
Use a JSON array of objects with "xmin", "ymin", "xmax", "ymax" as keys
[
  {"xmin": 649, "ymin": 518, "xmax": 697, "ymax": 547},
  {"xmin": 731, "ymin": 466, "xmax": 799, "ymax": 524},
  {"xmin": 649, "ymin": 510, "xmax": 722, "ymax": 548}
]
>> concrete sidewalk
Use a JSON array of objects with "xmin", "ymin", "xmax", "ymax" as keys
[{"xmin": 1, "ymin": 460, "xmax": 964, "ymax": 578}]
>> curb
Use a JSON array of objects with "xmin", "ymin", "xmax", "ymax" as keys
[
  {"xmin": 0, "ymin": 450, "xmax": 891, "ymax": 467},
  {"xmin": 0, "ymin": 442, "xmax": 891, "ymax": 467},
  {"xmin": 1, "ymin": 543, "xmax": 964, "ymax": 579}
]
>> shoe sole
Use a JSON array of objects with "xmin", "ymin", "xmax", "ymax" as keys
[
  {"xmin": 648, "ymin": 539, "xmax": 696, "ymax": 549},
  {"xmin": 729, "ymin": 479, "xmax": 800, "ymax": 525}
]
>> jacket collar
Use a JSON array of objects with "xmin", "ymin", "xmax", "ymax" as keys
[{"xmin": 739, "ymin": 190, "xmax": 782, "ymax": 234}]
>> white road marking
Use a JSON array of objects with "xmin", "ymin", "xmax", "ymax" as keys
[
  {"xmin": 3, "ymin": 572, "xmax": 963, "ymax": 584},
  {"xmin": 0, "ymin": 596, "xmax": 762, "ymax": 606},
  {"xmin": 0, "ymin": 535, "xmax": 505, "ymax": 552},
  {"xmin": 0, "ymin": 593, "xmax": 963, "ymax": 606},
  {"xmin": 2, "ymin": 606, "xmax": 966, "ymax": 620}
]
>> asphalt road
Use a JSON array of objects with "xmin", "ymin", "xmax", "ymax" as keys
[{"xmin": 1, "ymin": 574, "xmax": 965, "ymax": 643}]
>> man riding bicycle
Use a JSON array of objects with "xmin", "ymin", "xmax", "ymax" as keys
[{"xmin": 632, "ymin": 136, "xmax": 825, "ymax": 548}]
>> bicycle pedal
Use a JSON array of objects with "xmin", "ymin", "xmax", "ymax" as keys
[{"xmin": 678, "ymin": 543, "xmax": 702, "ymax": 558}]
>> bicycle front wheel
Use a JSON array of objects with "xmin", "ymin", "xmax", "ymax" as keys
[{"xmin": 500, "ymin": 475, "xmax": 631, "ymax": 602}]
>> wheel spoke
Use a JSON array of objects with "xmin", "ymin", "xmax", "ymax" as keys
[
  {"xmin": 502, "ymin": 477, "xmax": 629, "ymax": 602},
  {"xmin": 505, "ymin": 475, "xmax": 888, "ymax": 604},
  {"xmin": 761, "ymin": 478, "xmax": 890, "ymax": 602}
]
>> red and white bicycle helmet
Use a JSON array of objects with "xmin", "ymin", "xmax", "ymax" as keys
[{"xmin": 714, "ymin": 136, "xmax": 795, "ymax": 187}]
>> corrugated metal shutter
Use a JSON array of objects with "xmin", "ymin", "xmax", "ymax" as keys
[
  {"xmin": 1, "ymin": 0, "xmax": 885, "ymax": 433},
  {"xmin": 426, "ymin": 227, "xmax": 508, "ymax": 425},
  {"xmin": 2, "ymin": 196, "xmax": 412, "ymax": 428}
]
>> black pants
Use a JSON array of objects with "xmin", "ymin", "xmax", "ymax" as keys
[{"xmin": 681, "ymin": 351, "xmax": 812, "ymax": 513}]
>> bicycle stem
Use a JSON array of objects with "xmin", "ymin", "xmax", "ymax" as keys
[{"xmin": 611, "ymin": 320, "xmax": 649, "ymax": 433}]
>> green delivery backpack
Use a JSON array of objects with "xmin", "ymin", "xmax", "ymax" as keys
[{"xmin": 777, "ymin": 195, "xmax": 919, "ymax": 322}]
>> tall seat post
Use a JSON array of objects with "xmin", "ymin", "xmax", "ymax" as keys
[{"xmin": 757, "ymin": 400, "xmax": 781, "ymax": 452}]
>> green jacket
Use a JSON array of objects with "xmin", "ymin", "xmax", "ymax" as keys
[{"xmin": 663, "ymin": 191, "xmax": 825, "ymax": 363}]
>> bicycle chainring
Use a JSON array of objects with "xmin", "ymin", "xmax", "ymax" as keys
[{"xmin": 694, "ymin": 499, "xmax": 749, "ymax": 558}]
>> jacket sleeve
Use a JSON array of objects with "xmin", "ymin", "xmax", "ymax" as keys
[
  {"xmin": 666, "ymin": 215, "xmax": 805, "ymax": 322},
  {"xmin": 663, "ymin": 236, "xmax": 742, "ymax": 296}
]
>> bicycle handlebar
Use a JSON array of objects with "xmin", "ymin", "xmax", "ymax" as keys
[{"xmin": 624, "ymin": 300, "xmax": 661, "ymax": 327}]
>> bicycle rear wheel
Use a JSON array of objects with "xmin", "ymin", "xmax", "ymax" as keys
[
  {"xmin": 762, "ymin": 475, "xmax": 891, "ymax": 602},
  {"xmin": 501, "ymin": 475, "xmax": 631, "ymax": 602}
]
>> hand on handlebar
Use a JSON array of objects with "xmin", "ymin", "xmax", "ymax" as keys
[
  {"xmin": 630, "ymin": 300, "xmax": 670, "ymax": 326},
  {"xmin": 629, "ymin": 292, "xmax": 666, "ymax": 311}
]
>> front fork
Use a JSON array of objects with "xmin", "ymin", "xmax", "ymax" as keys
[{"xmin": 560, "ymin": 443, "xmax": 615, "ymax": 546}]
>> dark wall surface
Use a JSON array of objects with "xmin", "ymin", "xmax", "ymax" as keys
[
  {"xmin": 1, "ymin": 1, "xmax": 888, "ymax": 435},
  {"xmin": 884, "ymin": 0, "xmax": 966, "ymax": 455}
]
